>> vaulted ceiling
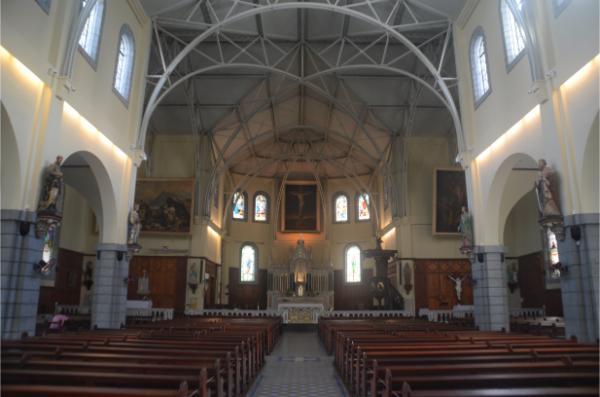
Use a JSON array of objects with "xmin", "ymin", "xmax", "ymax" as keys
[{"xmin": 140, "ymin": 0, "xmax": 466, "ymax": 178}]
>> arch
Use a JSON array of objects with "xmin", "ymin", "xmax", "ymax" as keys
[
  {"xmin": 240, "ymin": 242, "xmax": 258, "ymax": 283},
  {"xmin": 345, "ymin": 244, "xmax": 362, "ymax": 283},
  {"xmin": 253, "ymin": 191, "xmax": 270, "ymax": 223},
  {"xmin": 580, "ymin": 112, "xmax": 599, "ymax": 213},
  {"xmin": 61, "ymin": 150, "xmax": 117, "ymax": 243},
  {"xmin": 333, "ymin": 192, "xmax": 349, "ymax": 223},
  {"xmin": 138, "ymin": 2, "xmax": 464, "ymax": 154},
  {"xmin": 1, "ymin": 103, "xmax": 22, "ymax": 210},
  {"xmin": 487, "ymin": 152, "xmax": 538, "ymax": 244}
]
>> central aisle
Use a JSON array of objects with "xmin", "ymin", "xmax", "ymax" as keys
[{"xmin": 247, "ymin": 329, "xmax": 349, "ymax": 397}]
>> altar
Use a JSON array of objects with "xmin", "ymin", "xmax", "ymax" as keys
[{"xmin": 278, "ymin": 302, "xmax": 324, "ymax": 324}]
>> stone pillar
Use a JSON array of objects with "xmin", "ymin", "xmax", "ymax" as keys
[
  {"xmin": 1, "ymin": 210, "xmax": 44, "ymax": 339},
  {"xmin": 91, "ymin": 243, "xmax": 129, "ymax": 329},
  {"xmin": 558, "ymin": 213, "xmax": 599, "ymax": 342},
  {"xmin": 471, "ymin": 245, "xmax": 509, "ymax": 331}
]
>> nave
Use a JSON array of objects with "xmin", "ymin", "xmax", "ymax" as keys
[{"xmin": 2, "ymin": 314, "xmax": 599, "ymax": 396}]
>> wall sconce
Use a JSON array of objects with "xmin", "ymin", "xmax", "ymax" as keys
[{"xmin": 19, "ymin": 221, "xmax": 30, "ymax": 236}]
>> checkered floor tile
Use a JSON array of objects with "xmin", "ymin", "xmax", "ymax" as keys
[{"xmin": 247, "ymin": 331, "xmax": 348, "ymax": 397}]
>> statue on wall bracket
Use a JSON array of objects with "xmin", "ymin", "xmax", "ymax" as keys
[
  {"xmin": 534, "ymin": 159, "xmax": 564, "ymax": 240},
  {"xmin": 458, "ymin": 206, "xmax": 474, "ymax": 255},
  {"xmin": 35, "ymin": 156, "xmax": 65, "ymax": 238},
  {"xmin": 127, "ymin": 202, "xmax": 142, "ymax": 253}
]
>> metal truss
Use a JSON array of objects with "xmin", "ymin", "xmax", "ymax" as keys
[{"xmin": 140, "ymin": 0, "xmax": 465, "ymax": 155}]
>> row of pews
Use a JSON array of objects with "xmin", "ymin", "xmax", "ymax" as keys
[
  {"xmin": 320, "ymin": 317, "xmax": 599, "ymax": 397},
  {"xmin": 2, "ymin": 316, "xmax": 282, "ymax": 397}
]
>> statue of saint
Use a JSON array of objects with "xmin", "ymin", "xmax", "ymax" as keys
[
  {"xmin": 128, "ymin": 203, "xmax": 142, "ymax": 246},
  {"xmin": 534, "ymin": 159, "xmax": 562, "ymax": 218},
  {"xmin": 458, "ymin": 206, "xmax": 474, "ymax": 249},
  {"xmin": 37, "ymin": 156, "xmax": 65, "ymax": 215}
]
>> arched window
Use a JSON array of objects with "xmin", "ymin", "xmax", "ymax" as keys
[
  {"xmin": 232, "ymin": 191, "xmax": 247, "ymax": 220},
  {"xmin": 470, "ymin": 29, "xmax": 491, "ymax": 105},
  {"xmin": 546, "ymin": 229, "xmax": 561, "ymax": 278},
  {"xmin": 253, "ymin": 192, "xmax": 269, "ymax": 222},
  {"xmin": 36, "ymin": 0, "xmax": 52, "ymax": 14},
  {"xmin": 500, "ymin": 0, "xmax": 526, "ymax": 69},
  {"xmin": 357, "ymin": 193, "xmax": 371, "ymax": 221},
  {"xmin": 333, "ymin": 193, "xmax": 349, "ymax": 223},
  {"xmin": 553, "ymin": 0, "xmax": 570, "ymax": 16},
  {"xmin": 78, "ymin": 0, "xmax": 105, "ymax": 65},
  {"xmin": 345, "ymin": 245, "xmax": 361, "ymax": 283},
  {"xmin": 113, "ymin": 25, "xmax": 135, "ymax": 104},
  {"xmin": 240, "ymin": 243, "xmax": 257, "ymax": 283}
]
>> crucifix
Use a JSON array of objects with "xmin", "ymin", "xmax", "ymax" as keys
[{"xmin": 448, "ymin": 274, "xmax": 466, "ymax": 303}]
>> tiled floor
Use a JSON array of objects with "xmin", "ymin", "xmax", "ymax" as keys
[{"xmin": 247, "ymin": 330, "xmax": 349, "ymax": 397}]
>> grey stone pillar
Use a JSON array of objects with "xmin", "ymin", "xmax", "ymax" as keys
[
  {"xmin": 1, "ymin": 210, "xmax": 44, "ymax": 339},
  {"xmin": 471, "ymin": 246, "xmax": 509, "ymax": 331},
  {"xmin": 91, "ymin": 243, "xmax": 129, "ymax": 329},
  {"xmin": 558, "ymin": 213, "xmax": 599, "ymax": 342}
]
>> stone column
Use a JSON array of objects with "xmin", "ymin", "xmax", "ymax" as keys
[
  {"xmin": 91, "ymin": 243, "xmax": 129, "ymax": 329},
  {"xmin": 1, "ymin": 210, "xmax": 44, "ymax": 339},
  {"xmin": 558, "ymin": 213, "xmax": 599, "ymax": 342},
  {"xmin": 471, "ymin": 245, "xmax": 509, "ymax": 331}
]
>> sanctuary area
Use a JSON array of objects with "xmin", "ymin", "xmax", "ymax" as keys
[{"xmin": 1, "ymin": 0, "xmax": 599, "ymax": 396}]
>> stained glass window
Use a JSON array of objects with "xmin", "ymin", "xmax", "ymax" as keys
[
  {"xmin": 357, "ymin": 193, "xmax": 370, "ymax": 221},
  {"xmin": 334, "ymin": 194, "xmax": 348, "ymax": 222},
  {"xmin": 241, "ymin": 244, "xmax": 256, "ymax": 282},
  {"xmin": 232, "ymin": 191, "xmax": 246, "ymax": 220},
  {"xmin": 547, "ymin": 229, "xmax": 561, "ymax": 278},
  {"xmin": 254, "ymin": 193, "xmax": 268, "ymax": 222},
  {"xmin": 42, "ymin": 225, "xmax": 57, "ymax": 264},
  {"xmin": 346, "ymin": 245, "xmax": 361, "ymax": 283},
  {"xmin": 78, "ymin": 0, "xmax": 105, "ymax": 64}
]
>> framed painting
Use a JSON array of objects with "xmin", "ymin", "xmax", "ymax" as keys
[
  {"xmin": 135, "ymin": 178, "xmax": 194, "ymax": 234},
  {"xmin": 432, "ymin": 168, "xmax": 467, "ymax": 236},
  {"xmin": 282, "ymin": 182, "xmax": 320, "ymax": 232}
]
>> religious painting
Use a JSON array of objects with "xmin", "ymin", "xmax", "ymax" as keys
[
  {"xmin": 283, "ymin": 183, "xmax": 319, "ymax": 232},
  {"xmin": 432, "ymin": 168, "xmax": 467, "ymax": 235},
  {"xmin": 134, "ymin": 178, "xmax": 193, "ymax": 234}
]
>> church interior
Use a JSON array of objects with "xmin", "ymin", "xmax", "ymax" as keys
[{"xmin": 1, "ymin": 0, "xmax": 599, "ymax": 396}]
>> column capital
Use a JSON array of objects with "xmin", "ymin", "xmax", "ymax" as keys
[
  {"xmin": 564, "ymin": 213, "xmax": 599, "ymax": 227},
  {"xmin": 96, "ymin": 243, "xmax": 128, "ymax": 252}
]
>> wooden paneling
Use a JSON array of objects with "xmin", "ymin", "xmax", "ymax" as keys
[
  {"xmin": 333, "ymin": 269, "xmax": 373, "ymax": 310},
  {"xmin": 37, "ymin": 249, "xmax": 83, "ymax": 314},
  {"xmin": 128, "ymin": 256, "xmax": 187, "ymax": 314},
  {"xmin": 518, "ymin": 252, "xmax": 563, "ymax": 316},
  {"xmin": 228, "ymin": 268, "xmax": 268, "ymax": 309},
  {"xmin": 414, "ymin": 259, "xmax": 472, "ymax": 311}
]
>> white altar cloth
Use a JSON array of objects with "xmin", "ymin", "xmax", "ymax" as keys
[{"xmin": 278, "ymin": 302, "xmax": 324, "ymax": 324}]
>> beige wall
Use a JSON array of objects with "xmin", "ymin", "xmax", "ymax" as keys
[
  {"xmin": 455, "ymin": 0, "xmax": 599, "ymax": 246},
  {"xmin": 503, "ymin": 190, "xmax": 543, "ymax": 257},
  {"xmin": 1, "ymin": 0, "xmax": 151, "ymax": 244}
]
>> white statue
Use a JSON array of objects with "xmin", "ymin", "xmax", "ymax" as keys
[
  {"xmin": 448, "ymin": 274, "xmax": 465, "ymax": 303},
  {"xmin": 128, "ymin": 203, "xmax": 141, "ymax": 245}
]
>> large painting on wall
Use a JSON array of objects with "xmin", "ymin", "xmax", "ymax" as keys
[
  {"xmin": 432, "ymin": 168, "xmax": 467, "ymax": 235},
  {"xmin": 283, "ymin": 183, "xmax": 319, "ymax": 232},
  {"xmin": 135, "ymin": 178, "xmax": 193, "ymax": 234}
]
